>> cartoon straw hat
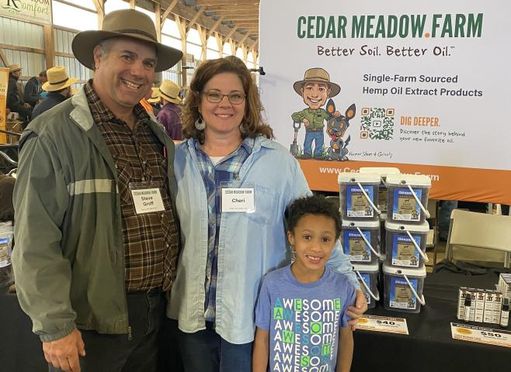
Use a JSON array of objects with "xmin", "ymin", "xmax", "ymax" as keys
[{"xmin": 293, "ymin": 67, "xmax": 341, "ymax": 97}]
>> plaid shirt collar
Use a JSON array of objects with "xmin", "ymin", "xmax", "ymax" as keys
[
  {"xmin": 84, "ymin": 79, "xmax": 150, "ymax": 126},
  {"xmin": 193, "ymin": 137, "xmax": 254, "ymax": 166}
]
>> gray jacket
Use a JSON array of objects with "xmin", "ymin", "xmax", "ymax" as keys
[{"xmin": 12, "ymin": 87, "xmax": 178, "ymax": 342}]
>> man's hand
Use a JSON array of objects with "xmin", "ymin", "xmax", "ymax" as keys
[
  {"xmin": 303, "ymin": 118, "xmax": 310, "ymax": 128},
  {"xmin": 346, "ymin": 289, "xmax": 368, "ymax": 330},
  {"xmin": 42, "ymin": 328, "xmax": 85, "ymax": 372}
]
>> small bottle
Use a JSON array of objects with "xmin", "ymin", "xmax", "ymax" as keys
[
  {"xmin": 464, "ymin": 294, "xmax": 472, "ymax": 322},
  {"xmin": 500, "ymin": 298, "xmax": 509, "ymax": 327}
]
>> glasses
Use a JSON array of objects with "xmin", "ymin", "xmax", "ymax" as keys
[{"xmin": 203, "ymin": 90, "xmax": 246, "ymax": 105}]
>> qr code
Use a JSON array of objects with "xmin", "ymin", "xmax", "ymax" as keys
[{"xmin": 360, "ymin": 107, "xmax": 395, "ymax": 140}]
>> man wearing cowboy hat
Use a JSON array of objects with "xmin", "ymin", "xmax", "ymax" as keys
[
  {"xmin": 6, "ymin": 63, "xmax": 32, "ymax": 126},
  {"xmin": 12, "ymin": 9, "xmax": 183, "ymax": 372},
  {"xmin": 31, "ymin": 66, "xmax": 77, "ymax": 120},
  {"xmin": 291, "ymin": 67, "xmax": 341, "ymax": 158},
  {"xmin": 156, "ymin": 80, "xmax": 183, "ymax": 140}
]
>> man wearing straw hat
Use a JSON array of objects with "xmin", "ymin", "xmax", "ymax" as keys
[
  {"xmin": 6, "ymin": 63, "xmax": 32, "ymax": 126},
  {"xmin": 292, "ymin": 67, "xmax": 341, "ymax": 158},
  {"xmin": 156, "ymin": 80, "xmax": 183, "ymax": 140},
  {"xmin": 12, "ymin": 9, "xmax": 182, "ymax": 372},
  {"xmin": 31, "ymin": 66, "xmax": 78, "ymax": 120}
]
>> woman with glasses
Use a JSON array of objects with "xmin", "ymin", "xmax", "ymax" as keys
[{"xmin": 167, "ymin": 56, "xmax": 367, "ymax": 371}]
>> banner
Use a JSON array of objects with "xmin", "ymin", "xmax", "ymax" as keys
[
  {"xmin": 0, "ymin": 67, "xmax": 8, "ymax": 144},
  {"xmin": 0, "ymin": 0, "xmax": 52, "ymax": 25},
  {"xmin": 259, "ymin": 0, "xmax": 511, "ymax": 204}
]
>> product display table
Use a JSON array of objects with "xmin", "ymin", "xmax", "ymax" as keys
[
  {"xmin": 352, "ymin": 269, "xmax": 510, "ymax": 372},
  {"xmin": 2, "ymin": 269, "xmax": 509, "ymax": 371}
]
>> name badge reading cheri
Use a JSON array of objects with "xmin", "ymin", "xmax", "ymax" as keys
[
  {"xmin": 131, "ymin": 188, "xmax": 165, "ymax": 214},
  {"xmin": 221, "ymin": 188, "xmax": 255, "ymax": 213}
]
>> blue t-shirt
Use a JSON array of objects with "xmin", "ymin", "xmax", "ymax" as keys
[{"xmin": 255, "ymin": 265, "xmax": 356, "ymax": 371}]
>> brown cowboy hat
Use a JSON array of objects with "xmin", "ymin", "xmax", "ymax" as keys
[
  {"xmin": 42, "ymin": 66, "xmax": 78, "ymax": 92},
  {"xmin": 72, "ymin": 9, "xmax": 182, "ymax": 72},
  {"xmin": 293, "ymin": 67, "xmax": 341, "ymax": 97},
  {"xmin": 159, "ymin": 80, "xmax": 181, "ymax": 104}
]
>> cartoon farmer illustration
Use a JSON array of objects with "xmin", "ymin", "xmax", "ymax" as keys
[{"xmin": 291, "ymin": 67, "xmax": 341, "ymax": 158}]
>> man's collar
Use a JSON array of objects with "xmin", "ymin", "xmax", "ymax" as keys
[{"xmin": 85, "ymin": 79, "xmax": 150, "ymax": 125}]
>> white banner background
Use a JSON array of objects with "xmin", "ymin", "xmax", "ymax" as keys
[{"xmin": 259, "ymin": 0, "xmax": 511, "ymax": 171}]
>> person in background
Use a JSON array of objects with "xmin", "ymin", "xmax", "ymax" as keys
[
  {"xmin": 31, "ymin": 66, "xmax": 77, "ymax": 120},
  {"xmin": 156, "ymin": 80, "xmax": 183, "ymax": 140},
  {"xmin": 24, "ymin": 70, "xmax": 47, "ymax": 108},
  {"xmin": 140, "ymin": 86, "xmax": 157, "ymax": 116},
  {"xmin": 12, "ymin": 9, "xmax": 182, "ymax": 372},
  {"xmin": 167, "ymin": 56, "xmax": 366, "ymax": 371},
  {"xmin": 147, "ymin": 86, "xmax": 162, "ymax": 115},
  {"xmin": 6, "ymin": 64, "xmax": 32, "ymax": 126},
  {"xmin": 253, "ymin": 195, "xmax": 355, "ymax": 372}
]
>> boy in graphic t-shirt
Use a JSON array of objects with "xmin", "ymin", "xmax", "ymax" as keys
[{"xmin": 253, "ymin": 195, "xmax": 356, "ymax": 372}]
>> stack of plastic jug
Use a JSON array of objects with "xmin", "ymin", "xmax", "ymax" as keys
[
  {"xmin": 382, "ymin": 174, "xmax": 431, "ymax": 313},
  {"xmin": 338, "ymin": 173, "xmax": 381, "ymax": 309}
]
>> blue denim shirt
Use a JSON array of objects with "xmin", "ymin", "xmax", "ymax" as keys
[{"xmin": 168, "ymin": 136, "xmax": 358, "ymax": 344}]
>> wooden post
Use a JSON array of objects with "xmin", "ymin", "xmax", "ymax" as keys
[
  {"xmin": 43, "ymin": 24, "xmax": 55, "ymax": 68},
  {"xmin": 92, "ymin": 0, "xmax": 105, "ymax": 29},
  {"xmin": 176, "ymin": 16, "xmax": 188, "ymax": 87},
  {"xmin": 154, "ymin": 3, "xmax": 162, "ymax": 42}
]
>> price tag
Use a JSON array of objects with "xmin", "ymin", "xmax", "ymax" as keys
[
  {"xmin": 451, "ymin": 322, "xmax": 511, "ymax": 348},
  {"xmin": 356, "ymin": 314, "xmax": 409, "ymax": 335}
]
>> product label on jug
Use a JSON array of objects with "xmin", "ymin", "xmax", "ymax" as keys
[
  {"xmin": 392, "ymin": 188, "xmax": 423, "ymax": 221},
  {"xmin": 389, "ymin": 277, "xmax": 419, "ymax": 310}
]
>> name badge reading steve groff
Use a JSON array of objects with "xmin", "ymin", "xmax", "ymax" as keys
[
  {"xmin": 131, "ymin": 188, "xmax": 165, "ymax": 214},
  {"xmin": 221, "ymin": 188, "xmax": 255, "ymax": 213}
]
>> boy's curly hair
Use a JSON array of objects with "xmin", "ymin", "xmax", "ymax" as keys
[{"xmin": 285, "ymin": 194, "xmax": 342, "ymax": 239}]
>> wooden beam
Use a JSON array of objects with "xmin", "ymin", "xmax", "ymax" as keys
[
  {"xmin": 175, "ymin": 16, "xmax": 189, "ymax": 87},
  {"xmin": 215, "ymin": 34, "xmax": 223, "ymax": 57},
  {"xmin": 207, "ymin": 16, "xmax": 225, "ymax": 36},
  {"xmin": 0, "ymin": 44, "xmax": 44, "ymax": 54},
  {"xmin": 186, "ymin": 6, "xmax": 205, "ymax": 31},
  {"xmin": 197, "ymin": 0, "xmax": 256, "ymax": 5},
  {"xmin": 161, "ymin": 0, "xmax": 179, "ymax": 26},
  {"xmin": 0, "ymin": 48, "xmax": 9, "ymax": 66},
  {"xmin": 154, "ymin": 3, "xmax": 161, "ymax": 42},
  {"xmin": 43, "ymin": 24, "xmax": 55, "ymax": 68},
  {"xmin": 210, "ymin": 6, "xmax": 258, "ymax": 10},
  {"xmin": 225, "ymin": 27, "xmax": 239, "ymax": 40},
  {"xmin": 239, "ymin": 32, "xmax": 250, "ymax": 44},
  {"xmin": 91, "ymin": 0, "xmax": 104, "ymax": 15},
  {"xmin": 90, "ymin": 0, "xmax": 105, "ymax": 30},
  {"xmin": 197, "ymin": 25, "xmax": 207, "ymax": 62},
  {"xmin": 129, "ymin": 0, "xmax": 135, "ymax": 9}
]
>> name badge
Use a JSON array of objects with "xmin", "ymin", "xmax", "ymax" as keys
[
  {"xmin": 131, "ymin": 188, "xmax": 165, "ymax": 214},
  {"xmin": 221, "ymin": 188, "xmax": 255, "ymax": 213}
]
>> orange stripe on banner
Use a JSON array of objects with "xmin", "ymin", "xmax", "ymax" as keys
[{"xmin": 299, "ymin": 160, "xmax": 511, "ymax": 205}]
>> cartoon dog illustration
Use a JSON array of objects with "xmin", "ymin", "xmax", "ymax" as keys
[
  {"xmin": 325, "ymin": 100, "xmax": 356, "ymax": 161},
  {"xmin": 291, "ymin": 68, "xmax": 341, "ymax": 158}
]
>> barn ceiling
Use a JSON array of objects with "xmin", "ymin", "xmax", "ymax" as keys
[{"xmin": 154, "ymin": 0, "xmax": 260, "ymax": 51}]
